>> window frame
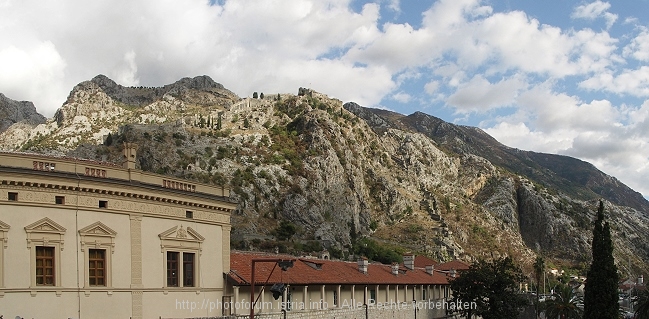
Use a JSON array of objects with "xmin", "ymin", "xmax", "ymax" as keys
[
  {"xmin": 25, "ymin": 217, "xmax": 66, "ymax": 288},
  {"xmin": 88, "ymin": 248, "xmax": 106, "ymax": 286},
  {"xmin": 35, "ymin": 246, "xmax": 55, "ymax": 286},
  {"xmin": 167, "ymin": 251, "xmax": 180, "ymax": 287},
  {"xmin": 159, "ymin": 225, "xmax": 203, "ymax": 289},
  {"xmin": 78, "ymin": 221, "xmax": 116, "ymax": 289}
]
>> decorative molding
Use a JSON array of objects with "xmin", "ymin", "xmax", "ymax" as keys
[
  {"xmin": 132, "ymin": 290, "xmax": 143, "ymax": 319},
  {"xmin": 158, "ymin": 225, "xmax": 205, "ymax": 253},
  {"xmin": 130, "ymin": 214, "xmax": 143, "ymax": 289},
  {"xmin": 24, "ymin": 217, "xmax": 66, "ymax": 250},
  {"xmin": 0, "ymin": 219, "xmax": 8, "ymax": 288},
  {"xmin": 0, "ymin": 178, "xmax": 234, "ymax": 214},
  {"xmin": 0, "ymin": 220, "xmax": 9, "ymax": 249},
  {"xmin": 78, "ymin": 221, "xmax": 117, "ymax": 250}
]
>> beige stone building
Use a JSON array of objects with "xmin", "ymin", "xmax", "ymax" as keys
[{"xmin": 0, "ymin": 146, "xmax": 235, "ymax": 319}]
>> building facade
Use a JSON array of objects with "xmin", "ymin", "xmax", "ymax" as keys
[
  {"xmin": 0, "ymin": 147, "xmax": 235, "ymax": 319},
  {"xmin": 225, "ymin": 251, "xmax": 468, "ymax": 319}
]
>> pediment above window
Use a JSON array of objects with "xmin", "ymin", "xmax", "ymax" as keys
[
  {"xmin": 79, "ymin": 221, "xmax": 117, "ymax": 237},
  {"xmin": 79, "ymin": 221, "xmax": 117, "ymax": 252},
  {"xmin": 159, "ymin": 225, "xmax": 204, "ymax": 253},
  {"xmin": 24, "ymin": 217, "xmax": 66, "ymax": 234},
  {"xmin": 24, "ymin": 217, "xmax": 66, "ymax": 250}
]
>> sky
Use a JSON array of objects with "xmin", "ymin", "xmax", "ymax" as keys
[{"xmin": 1, "ymin": 0, "xmax": 649, "ymax": 199}]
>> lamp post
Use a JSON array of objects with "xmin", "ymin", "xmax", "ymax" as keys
[{"xmin": 250, "ymin": 258, "xmax": 295, "ymax": 319}]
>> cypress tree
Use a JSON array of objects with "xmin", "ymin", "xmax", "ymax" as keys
[{"xmin": 584, "ymin": 200, "xmax": 619, "ymax": 319}]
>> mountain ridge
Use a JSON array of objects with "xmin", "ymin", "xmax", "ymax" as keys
[
  {"xmin": 1, "ymin": 75, "xmax": 647, "ymax": 276},
  {"xmin": 344, "ymin": 103, "xmax": 649, "ymax": 212}
]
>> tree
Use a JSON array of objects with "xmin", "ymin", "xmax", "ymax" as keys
[
  {"xmin": 584, "ymin": 200, "xmax": 619, "ymax": 319},
  {"xmin": 636, "ymin": 289, "xmax": 649, "ymax": 319},
  {"xmin": 543, "ymin": 284, "xmax": 583, "ymax": 319},
  {"xmin": 260, "ymin": 92, "xmax": 264, "ymax": 99},
  {"xmin": 253, "ymin": 92, "xmax": 258, "ymax": 99},
  {"xmin": 449, "ymin": 257, "xmax": 528, "ymax": 319},
  {"xmin": 273, "ymin": 220, "xmax": 296, "ymax": 241},
  {"xmin": 104, "ymin": 132, "xmax": 113, "ymax": 146},
  {"xmin": 533, "ymin": 256, "xmax": 545, "ymax": 318}
]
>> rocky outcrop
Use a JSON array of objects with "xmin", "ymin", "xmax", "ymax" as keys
[{"xmin": 0, "ymin": 93, "xmax": 46, "ymax": 134}]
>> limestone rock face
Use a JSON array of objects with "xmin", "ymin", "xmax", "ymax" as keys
[
  {"xmin": 0, "ymin": 93, "xmax": 46, "ymax": 134},
  {"xmin": 4, "ymin": 75, "xmax": 649, "ymax": 275}
]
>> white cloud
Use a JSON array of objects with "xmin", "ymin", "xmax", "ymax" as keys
[
  {"xmin": 579, "ymin": 66, "xmax": 649, "ymax": 97},
  {"xmin": 0, "ymin": 41, "xmax": 67, "ymax": 112},
  {"xmin": 447, "ymin": 74, "xmax": 527, "ymax": 113},
  {"xmin": 424, "ymin": 81, "xmax": 440, "ymax": 95},
  {"xmin": 391, "ymin": 91, "xmax": 411, "ymax": 103},
  {"xmin": 623, "ymin": 27, "xmax": 649, "ymax": 61},
  {"xmin": 571, "ymin": 1, "xmax": 618, "ymax": 29},
  {"xmin": 0, "ymin": 0, "xmax": 389, "ymax": 116},
  {"xmin": 112, "ymin": 50, "xmax": 139, "ymax": 87},
  {"xmin": 484, "ymin": 85, "xmax": 649, "ymax": 197},
  {"xmin": 384, "ymin": 0, "xmax": 400, "ymax": 12}
]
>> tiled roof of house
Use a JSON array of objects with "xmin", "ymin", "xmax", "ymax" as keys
[
  {"xmin": 435, "ymin": 260, "xmax": 470, "ymax": 271},
  {"xmin": 412, "ymin": 255, "xmax": 439, "ymax": 268},
  {"xmin": 228, "ymin": 251, "xmax": 451, "ymax": 286}
]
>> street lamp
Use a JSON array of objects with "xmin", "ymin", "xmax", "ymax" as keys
[{"xmin": 250, "ymin": 258, "xmax": 295, "ymax": 319}]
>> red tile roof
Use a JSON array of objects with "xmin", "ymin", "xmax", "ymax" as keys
[
  {"xmin": 412, "ymin": 255, "xmax": 439, "ymax": 268},
  {"xmin": 228, "ymin": 251, "xmax": 451, "ymax": 287},
  {"xmin": 435, "ymin": 260, "xmax": 470, "ymax": 271}
]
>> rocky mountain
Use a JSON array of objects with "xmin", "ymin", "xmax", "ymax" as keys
[
  {"xmin": 0, "ymin": 93, "xmax": 46, "ymax": 134},
  {"xmin": 1, "ymin": 75, "xmax": 647, "ymax": 277}
]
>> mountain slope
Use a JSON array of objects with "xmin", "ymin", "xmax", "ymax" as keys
[
  {"xmin": 0, "ymin": 93, "xmax": 46, "ymax": 134},
  {"xmin": 345, "ymin": 104, "xmax": 649, "ymax": 213},
  {"xmin": 2, "ymin": 76, "xmax": 647, "ymax": 277}
]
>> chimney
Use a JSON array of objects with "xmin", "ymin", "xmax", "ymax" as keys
[
  {"xmin": 358, "ymin": 257, "xmax": 368, "ymax": 274},
  {"xmin": 403, "ymin": 253, "xmax": 415, "ymax": 270},
  {"xmin": 123, "ymin": 143, "xmax": 138, "ymax": 170},
  {"xmin": 391, "ymin": 262, "xmax": 399, "ymax": 276},
  {"xmin": 450, "ymin": 269, "xmax": 457, "ymax": 278},
  {"xmin": 639, "ymin": 275, "xmax": 644, "ymax": 285},
  {"xmin": 425, "ymin": 265, "xmax": 434, "ymax": 275}
]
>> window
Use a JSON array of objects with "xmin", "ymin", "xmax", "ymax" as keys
[
  {"xmin": 167, "ymin": 252, "xmax": 179, "ymax": 287},
  {"xmin": 186, "ymin": 211, "xmax": 193, "ymax": 219},
  {"xmin": 183, "ymin": 253, "xmax": 195, "ymax": 287},
  {"xmin": 333, "ymin": 290, "xmax": 338, "ymax": 306},
  {"xmin": 78, "ymin": 221, "xmax": 116, "ymax": 289},
  {"xmin": 55, "ymin": 196, "xmax": 65, "ymax": 205},
  {"xmin": 159, "ymin": 225, "xmax": 204, "ymax": 289},
  {"xmin": 8, "ymin": 192, "xmax": 17, "ymax": 201},
  {"xmin": 25, "ymin": 217, "xmax": 65, "ymax": 288},
  {"xmin": 166, "ymin": 251, "xmax": 195, "ymax": 287},
  {"xmin": 370, "ymin": 289, "xmax": 376, "ymax": 304},
  {"xmin": 98, "ymin": 200, "xmax": 108, "ymax": 208},
  {"xmin": 36, "ymin": 246, "xmax": 55, "ymax": 286},
  {"xmin": 88, "ymin": 249, "xmax": 106, "ymax": 286}
]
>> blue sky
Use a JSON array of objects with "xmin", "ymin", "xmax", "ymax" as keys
[{"xmin": 1, "ymin": 0, "xmax": 649, "ymax": 199}]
